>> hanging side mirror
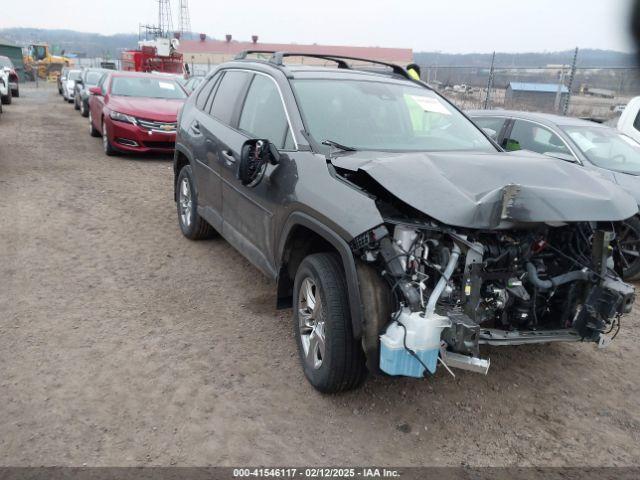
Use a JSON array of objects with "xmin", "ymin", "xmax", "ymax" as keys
[{"xmin": 238, "ymin": 139, "xmax": 280, "ymax": 187}]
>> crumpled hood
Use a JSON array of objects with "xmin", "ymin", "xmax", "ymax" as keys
[
  {"xmin": 612, "ymin": 170, "xmax": 640, "ymax": 205},
  {"xmin": 331, "ymin": 150, "xmax": 638, "ymax": 229},
  {"xmin": 108, "ymin": 96, "xmax": 184, "ymax": 121}
]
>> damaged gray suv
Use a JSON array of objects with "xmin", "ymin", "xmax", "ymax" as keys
[{"xmin": 174, "ymin": 52, "xmax": 637, "ymax": 392}]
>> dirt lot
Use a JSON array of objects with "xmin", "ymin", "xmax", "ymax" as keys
[{"xmin": 1, "ymin": 83, "xmax": 639, "ymax": 467}]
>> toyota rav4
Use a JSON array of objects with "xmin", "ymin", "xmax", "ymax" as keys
[{"xmin": 173, "ymin": 52, "xmax": 636, "ymax": 393}]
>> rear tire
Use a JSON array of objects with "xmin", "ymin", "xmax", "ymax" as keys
[
  {"xmin": 74, "ymin": 95, "xmax": 80, "ymax": 110},
  {"xmin": 81, "ymin": 100, "xmax": 89, "ymax": 117},
  {"xmin": 293, "ymin": 253, "xmax": 367, "ymax": 393},
  {"xmin": 176, "ymin": 165, "xmax": 216, "ymax": 240},
  {"xmin": 12, "ymin": 87, "xmax": 19, "ymax": 98}
]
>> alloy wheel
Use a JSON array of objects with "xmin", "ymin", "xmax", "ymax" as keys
[
  {"xmin": 178, "ymin": 176, "xmax": 192, "ymax": 228},
  {"xmin": 298, "ymin": 277, "xmax": 326, "ymax": 370}
]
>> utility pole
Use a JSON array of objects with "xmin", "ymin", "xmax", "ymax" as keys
[
  {"xmin": 177, "ymin": 0, "xmax": 192, "ymax": 39},
  {"xmin": 554, "ymin": 67, "xmax": 566, "ymax": 113},
  {"xmin": 562, "ymin": 47, "xmax": 579, "ymax": 116},
  {"xmin": 158, "ymin": 0, "xmax": 174, "ymax": 37},
  {"xmin": 484, "ymin": 51, "xmax": 496, "ymax": 109}
]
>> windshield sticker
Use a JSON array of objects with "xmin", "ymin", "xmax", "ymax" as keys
[
  {"xmin": 408, "ymin": 95, "xmax": 451, "ymax": 115},
  {"xmin": 158, "ymin": 82, "xmax": 176, "ymax": 90}
]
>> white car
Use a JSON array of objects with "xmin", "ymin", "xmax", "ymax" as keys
[
  {"xmin": 0, "ymin": 68, "xmax": 10, "ymax": 106},
  {"xmin": 62, "ymin": 69, "xmax": 82, "ymax": 103}
]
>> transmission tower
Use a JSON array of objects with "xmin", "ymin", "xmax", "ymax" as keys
[
  {"xmin": 158, "ymin": 0, "xmax": 174, "ymax": 37},
  {"xmin": 177, "ymin": 0, "xmax": 192, "ymax": 38}
]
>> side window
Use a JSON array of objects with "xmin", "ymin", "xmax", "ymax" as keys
[
  {"xmin": 238, "ymin": 74, "xmax": 292, "ymax": 149},
  {"xmin": 98, "ymin": 75, "xmax": 107, "ymax": 95},
  {"xmin": 633, "ymin": 111, "xmax": 640, "ymax": 132},
  {"xmin": 195, "ymin": 73, "xmax": 220, "ymax": 111},
  {"xmin": 472, "ymin": 117, "xmax": 506, "ymax": 141},
  {"xmin": 209, "ymin": 71, "xmax": 252, "ymax": 125},
  {"xmin": 506, "ymin": 120, "xmax": 570, "ymax": 156}
]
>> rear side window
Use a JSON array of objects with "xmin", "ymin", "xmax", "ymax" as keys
[
  {"xmin": 195, "ymin": 73, "xmax": 220, "ymax": 111},
  {"xmin": 239, "ymin": 74, "xmax": 292, "ymax": 149},
  {"xmin": 209, "ymin": 71, "xmax": 252, "ymax": 125}
]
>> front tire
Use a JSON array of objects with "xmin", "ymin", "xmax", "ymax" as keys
[
  {"xmin": 102, "ymin": 119, "xmax": 117, "ymax": 156},
  {"xmin": 81, "ymin": 100, "xmax": 89, "ymax": 117},
  {"xmin": 1, "ymin": 89, "xmax": 11, "ymax": 105},
  {"xmin": 176, "ymin": 165, "xmax": 216, "ymax": 240},
  {"xmin": 74, "ymin": 95, "xmax": 80, "ymax": 110},
  {"xmin": 616, "ymin": 216, "xmax": 640, "ymax": 280},
  {"xmin": 293, "ymin": 253, "xmax": 367, "ymax": 393},
  {"xmin": 89, "ymin": 111, "xmax": 100, "ymax": 137}
]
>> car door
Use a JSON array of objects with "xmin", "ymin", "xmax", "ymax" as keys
[
  {"xmin": 503, "ymin": 119, "xmax": 576, "ymax": 160},
  {"xmin": 216, "ymin": 71, "xmax": 295, "ymax": 277},
  {"xmin": 186, "ymin": 72, "xmax": 222, "ymax": 226},
  {"xmin": 89, "ymin": 74, "xmax": 109, "ymax": 132}
]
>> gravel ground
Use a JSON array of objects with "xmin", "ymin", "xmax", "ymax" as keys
[{"xmin": 1, "ymin": 83, "xmax": 639, "ymax": 467}]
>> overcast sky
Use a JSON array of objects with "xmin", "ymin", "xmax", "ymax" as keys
[{"xmin": 2, "ymin": 0, "xmax": 635, "ymax": 53}]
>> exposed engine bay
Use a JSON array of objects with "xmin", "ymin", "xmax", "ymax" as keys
[{"xmin": 351, "ymin": 210, "xmax": 635, "ymax": 378}]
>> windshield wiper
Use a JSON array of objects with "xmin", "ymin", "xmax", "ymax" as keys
[{"xmin": 321, "ymin": 139, "xmax": 357, "ymax": 152}]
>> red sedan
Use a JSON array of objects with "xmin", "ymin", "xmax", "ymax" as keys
[{"xmin": 88, "ymin": 71, "xmax": 187, "ymax": 156}]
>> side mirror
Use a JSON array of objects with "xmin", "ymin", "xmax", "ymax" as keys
[
  {"xmin": 238, "ymin": 139, "xmax": 280, "ymax": 187},
  {"xmin": 89, "ymin": 87, "xmax": 102, "ymax": 96},
  {"xmin": 482, "ymin": 127, "xmax": 498, "ymax": 141}
]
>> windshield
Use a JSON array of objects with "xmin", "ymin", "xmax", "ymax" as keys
[
  {"xmin": 85, "ymin": 71, "xmax": 103, "ymax": 86},
  {"xmin": 110, "ymin": 77, "xmax": 187, "ymax": 99},
  {"xmin": 68, "ymin": 71, "xmax": 81, "ymax": 81},
  {"xmin": 562, "ymin": 125, "xmax": 640, "ymax": 174},
  {"xmin": 291, "ymin": 79, "xmax": 495, "ymax": 152},
  {"xmin": 0, "ymin": 57, "xmax": 13, "ymax": 68}
]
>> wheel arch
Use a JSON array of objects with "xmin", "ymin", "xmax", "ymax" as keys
[
  {"xmin": 277, "ymin": 212, "xmax": 364, "ymax": 339},
  {"xmin": 173, "ymin": 146, "xmax": 194, "ymax": 202}
]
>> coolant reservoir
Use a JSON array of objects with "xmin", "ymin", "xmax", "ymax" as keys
[{"xmin": 379, "ymin": 309, "xmax": 451, "ymax": 378}]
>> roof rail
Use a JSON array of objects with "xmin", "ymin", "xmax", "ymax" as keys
[
  {"xmin": 234, "ymin": 50, "xmax": 277, "ymax": 60},
  {"xmin": 269, "ymin": 52, "xmax": 411, "ymax": 80}
]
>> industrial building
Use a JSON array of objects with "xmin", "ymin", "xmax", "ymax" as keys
[
  {"xmin": 0, "ymin": 37, "xmax": 25, "ymax": 81},
  {"xmin": 177, "ymin": 35, "xmax": 413, "ymax": 67},
  {"xmin": 505, "ymin": 82, "xmax": 569, "ymax": 111}
]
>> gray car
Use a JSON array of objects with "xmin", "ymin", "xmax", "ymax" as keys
[
  {"xmin": 469, "ymin": 110, "xmax": 640, "ymax": 279},
  {"xmin": 74, "ymin": 68, "xmax": 108, "ymax": 117},
  {"xmin": 173, "ymin": 52, "xmax": 636, "ymax": 392}
]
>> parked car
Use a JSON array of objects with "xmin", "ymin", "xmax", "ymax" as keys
[
  {"xmin": 58, "ymin": 67, "xmax": 70, "ymax": 95},
  {"xmin": 173, "ymin": 53, "xmax": 636, "ymax": 392},
  {"xmin": 182, "ymin": 75, "xmax": 204, "ymax": 95},
  {"xmin": 617, "ymin": 96, "xmax": 640, "ymax": 143},
  {"xmin": 74, "ymin": 68, "xmax": 107, "ymax": 117},
  {"xmin": 469, "ymin": 109, "xmax": 640, "ymax": 280},
  {"xmin": 62, "ymin": 69, "xmax": 82, "ymax": 102},
  {"xmin": 0, "ymin": 67, "xmax": 10, "ymax": 105},
  {"xmin": 88, "ymin": 71, "xmax": 187, "ymax": 155},
  {"xmin": 0, "ymin": 56, "xmax": 20, "ymax": 98}
]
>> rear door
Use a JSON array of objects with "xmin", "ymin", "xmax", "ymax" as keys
[
  {"xmin": 186, "ymin": 73, "xmax": 222, "ymax": 224},
  {"xmin": 216, "ymin": 72, "xmax": 296, "ymax": 277}
]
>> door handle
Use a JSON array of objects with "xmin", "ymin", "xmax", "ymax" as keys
[
  {"xmin": 190, "ymin": 120, "xmax": 201, "ymax": 135},
  {"xmin": 221, "ymin": 149, "xmax": 236, "ymax": 164}
]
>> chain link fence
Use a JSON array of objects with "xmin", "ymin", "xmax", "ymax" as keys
[{"xmin": 419, "ymin": 64, "xmax": 640, "ymax": 121}]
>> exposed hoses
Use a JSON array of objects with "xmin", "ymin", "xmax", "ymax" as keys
[
  {"xmin": 425, "ymin": 243, "xmax": 461, "ymax": 316},
  {"xmin": 525, "ymin": 262, "xmax": 591, "ymax": 290}
]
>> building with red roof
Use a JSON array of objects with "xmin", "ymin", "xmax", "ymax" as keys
[{"xmin": 177, "ymin": 35, "xmax": 413, "ymax": 67}]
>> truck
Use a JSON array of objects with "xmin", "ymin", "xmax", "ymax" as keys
[
  {"xmin": 23, "ymin": 43, "xmax": 73, "ymax": 81},
  {"xmin": 121, "ymin": 38, "xmax": 184, "ymax": 75},
  {"xmin": 617, "ymin": 96, "xmax": 640, "ymax": 142}
]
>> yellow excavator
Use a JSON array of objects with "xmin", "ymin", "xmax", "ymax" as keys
[{"xmin": 23, "ymin": 43, "xmax": 73, "ymax": 81}]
